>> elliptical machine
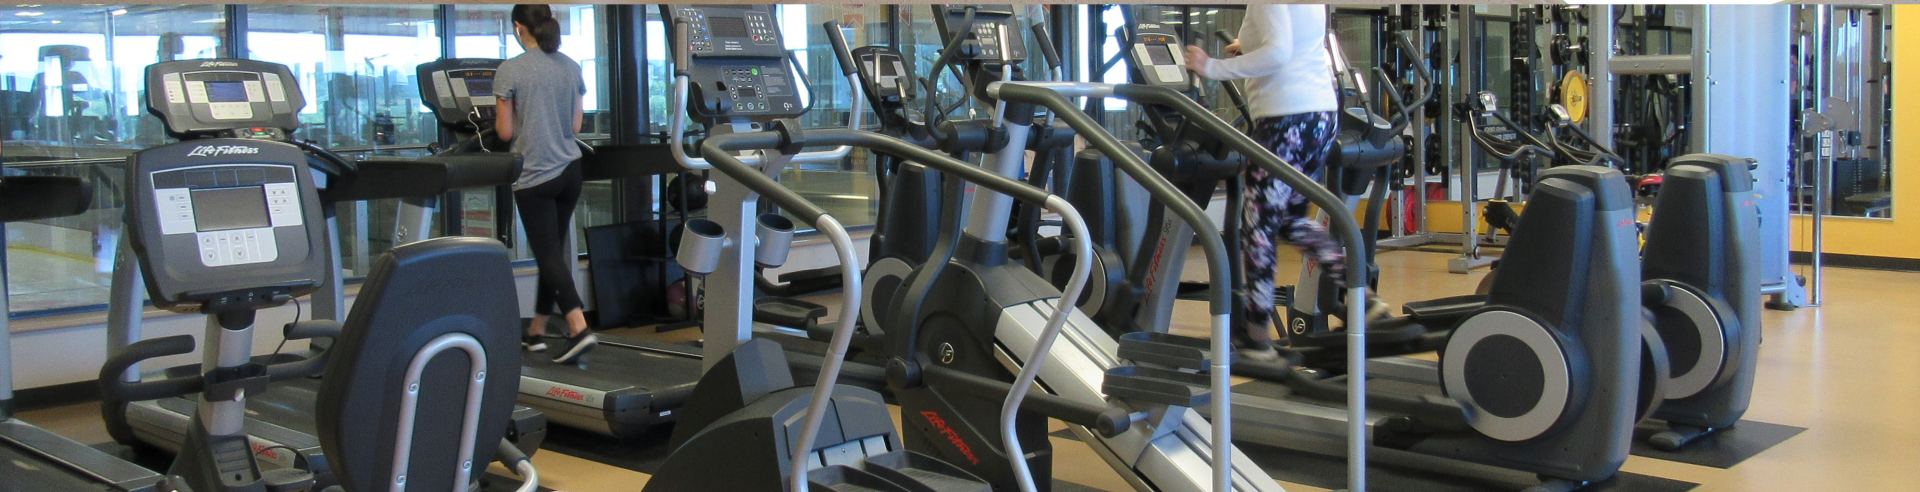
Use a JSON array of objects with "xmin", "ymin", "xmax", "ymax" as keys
[
  {"xmin": 1542, "ymin": 108, "xmax": 1764, "ymax": 451},
  {"xmin": 1230, "ymin": 92, "xmax": 1645, "ymax": 492},
  {"xmin": 644, "ymin": 6, "xmax": 1100, "ymax": 491}
]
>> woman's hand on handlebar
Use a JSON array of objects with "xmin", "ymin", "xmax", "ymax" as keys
[
  {"xmin": 1223, "ymin": 39, "xmax": 1242, "ymax": 57},
  {"xmin": 1185, "ymin": 46, "xmax": 1212, "ymax": 75}
]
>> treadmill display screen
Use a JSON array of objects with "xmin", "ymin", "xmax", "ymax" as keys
[
  {"xmin": 464, "ymin": 77, "xmax": 494, "ymax": 97},
  {"xmin": 205, "ymin": 81, "xmax": 249, "ymax": 103},
  {"xmin": 191, "ymin": 186, "xmax": 271, "ymax": 232},
  {"xmin": 738, "ymin": 87, "xmax": 759, "ymax": 98},
  {"xmin": 1146, "ymin": 45, "xmax": 1176, "ymax": 66},
  {"xmin": 710, "ymin": 17, "xmax": 748, "ymax": 38}
]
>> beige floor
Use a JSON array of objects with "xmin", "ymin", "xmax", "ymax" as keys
[{"xmin": 18, "ymin": 249, "xmax": 1907, "ymax": 492}]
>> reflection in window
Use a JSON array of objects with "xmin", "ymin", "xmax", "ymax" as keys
[
  {"xmin": 246, "ymin": 5, "xmax": 440, "ymax": 150},
  {"xmin": 4, "ymin": 5, "xmax": 227, "ymax": 316}
]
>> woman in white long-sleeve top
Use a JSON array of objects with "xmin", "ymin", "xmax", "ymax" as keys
[{"xmin": 1185, "ymin": 4, "xmax": 1385, "ymax": 361}]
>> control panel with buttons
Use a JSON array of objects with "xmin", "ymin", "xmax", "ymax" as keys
[
  {"xmin": 665, "ymin": 5, "xmax": 808, "ymax": 122},
  {"xmin": 149, "ymin": 165, "xmax": 303, "ymax": 268},
  {"xmin": 419, "ymin": 59, "xmax": 504, "ymax": 133},
  {"xmin": 146, "ymin": 59, "xmax": 304, "ymax": 140},
  {"xmin": 1129, "ymin": 25, "xmax": 1190, "ymax": 88},
  {"xmin": 127, "ymin": 139, "xmax": 327, "ymax": 310}
]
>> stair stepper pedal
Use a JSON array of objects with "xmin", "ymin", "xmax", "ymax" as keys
[
  {"xmin": 810, "ymin": 451, "xmax": 991, "ymax": 492},
  {"xmin": 1117, "ymin": 332, "xmax": 1226, "ymax": 370},
  {"xmin": 754, "ymin": 296, "xmax": 829, "ymax": 328},
  {"xmin": 810, "ymin": 465, "xmax": 910, "ymax": 492},
  {"xmin": 1103, "ymin": 365, "xmax": 1213, "ymax": 408}
]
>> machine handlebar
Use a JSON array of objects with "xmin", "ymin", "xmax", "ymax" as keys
[{"xmin": 823, "ymin": 21, "xmax": 859, "ymax": 77}]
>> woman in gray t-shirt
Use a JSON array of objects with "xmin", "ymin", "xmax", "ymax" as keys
[{"xmin": 496, "ymin": 4, "xmax": 596, "ymax": 363}]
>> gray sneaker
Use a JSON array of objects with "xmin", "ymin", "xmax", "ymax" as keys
[
  {"xmin": 551, "ymin": 332, "xmax": 598, "ymax": 364},
  {"xmin": 1237, "ymin": 346, "xmax": 1282, "ymax": 363}
]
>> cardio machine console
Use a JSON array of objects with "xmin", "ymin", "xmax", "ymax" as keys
[
  {"xmin": 1129, "ymin": 23, "xmax": 1189, "ymax": 88},
  {"xmin": 935, "ymin": 5, "xmax": 1027, "ymax": 63},
  {"xmin": 665, "ymin": 5, "xmax": 804, "ymax": 121},
  {"xmin": 418, "ymin": 58, "xmax": 502, "ymax": 133},
  {"xmin": 125, "ymin": 140, "xmax": 327, "ymax": 311},
  {"xmin": 146, "ymin": 59, "xmax": 303, "ymax": 140}
]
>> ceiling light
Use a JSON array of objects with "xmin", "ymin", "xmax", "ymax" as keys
[
  {"xmin": 192, "ymin": 17, "xmax": 222, "ymax": 23},
  {"xmin": 15, "ymin": 11, "xmax": 42, "ymax": 16},
  {"xmin": 49, "ymin": 19, "xmax": 58, "ymax": 23},
  {"xmin": 110, "ymin": 8, "xmax": 125, "ymax": 16}
]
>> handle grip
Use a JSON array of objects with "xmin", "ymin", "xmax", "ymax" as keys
[
  {"xmin": 673, "ymin": 19, "xmax": 692, "ymax": 76},
  {"xmin": 99, "ymin": 336, "xmax": 204, "ymax": 403},
  {"xmin": 268, "ymin": 321, "xmax": 340, "ymax": 382},
  {"xmin": 1213, "ymin": 30, "xmax": 1234, "ymax": 46},
  {"xmin": 823, "ymin": 21, "xmax": 858, "ymax": 76},
  {"xmin": 1030, "ymin": 23, "xmax": 1061, "ymax": 70}
]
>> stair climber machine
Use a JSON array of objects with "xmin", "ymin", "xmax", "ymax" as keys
[
  {"xmin": 1028, "ymin": 22, "xmax": 1260, "ymax": 354},
  {"xmin": 1282, "ymin": 32, "xmax": 1431, "ymax": 352},
  {"xmin": 98, "ymin": 59, "xmax": 544, "ymax": 488},
  {"xmin": 822, "ymin": 16, "xmax": 1081, "ymax": 352},
  {"xmin": 1541, "ymin": 109, "xmax": 1765, "ymax": 451},
  {"xmin": 2, "ymin": 166, "xmax": 167, "ymax": 491},
  {"xmin": 863, "ymin": 5, "xmax": 1377, "ymax": 491},
  {"xmin": 1232, "ymin": 91, "xmax": 1648, "ymax": 492},
  {"xmin": 640, "ymin": 5, "xmax": 1097, "ymax": 491}
]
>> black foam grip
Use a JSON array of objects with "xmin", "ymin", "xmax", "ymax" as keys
[
  {"xmin": 673, "ymin": 19, "xmax": 692, "ymax": 76},
  {"xmin": 283, "ymin": 320, "xmax": 343, "ymax": 341},
  {"xmin": 99, "ymin": 336, "xmax": 202, "ymax": 402},
  {"xmin": 1030, "ymin": 23, "xmax": 1061, "ymax": 70},
  {"xmin": 823, "ymin": 21, "xmax": 858, "ymax": 76}
]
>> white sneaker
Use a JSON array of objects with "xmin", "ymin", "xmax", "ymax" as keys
[{"xmin": 1237, "ymin": 346, "xmax": 1282, "ymax": 363}]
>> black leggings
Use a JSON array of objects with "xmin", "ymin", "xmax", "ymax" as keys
[{"xmin": 514, "ymin": 162, "xmax": 585, "ymax": 316}]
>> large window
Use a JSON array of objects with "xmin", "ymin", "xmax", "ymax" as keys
[
  {"xmin": 5, "ymin": 4, "xmax": 617, "ymax": 318},
  {"xmin": 4, "ymin": 5, "xmax": 227, "ymax": 316}
]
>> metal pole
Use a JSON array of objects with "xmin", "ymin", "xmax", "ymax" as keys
[
  {"xmin": 1690, "ymin": 5, "xmax": 1710, "ymax": 154},
  {"xmin": 1589, "ymin": 5, "xmax": 1613, "ymax": 150},
  {"xmin": 1810, "ymin": 5, "xmax": 1831, "ymax": 306}
]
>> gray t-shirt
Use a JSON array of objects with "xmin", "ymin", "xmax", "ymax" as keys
[{"xmin": 496, "ymin": 50, "xmax": 586, "ymax": 190}]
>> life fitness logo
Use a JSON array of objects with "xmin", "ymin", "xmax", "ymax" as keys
[
  {"xmin": 198, "ymin": 61, "xmax": 240, "ymax": 68},
  {"xmin": 1140, "ymin": 220, "xmax": 1176, "ymax": 294},
  {"xmin": 921, "ymin": 411, "xmax": 979, "ymax": 465},
  {"xmin": 187, "ymin": 145, "xmax": 261, "ymax": 157},
  {"xmin": 543, "ymin": 385, "xmax": 600, "ymax": 404}
]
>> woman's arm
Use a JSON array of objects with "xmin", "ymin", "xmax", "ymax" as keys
[
  {"xmin": 574, "ymin": 94, "xmax": 584, "ymax": 133},
  {"xmin": 495, "ymin": 96, "xmax": 516, "ymax": 141},
  {"xmin": 1189, "ymin": 5, "xmax": 1294, "ymax": 81}
]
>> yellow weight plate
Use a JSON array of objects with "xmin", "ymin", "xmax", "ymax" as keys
[{"xmin": 1561, "ymin": 70, "xmax": 1589, "ymax": 124}]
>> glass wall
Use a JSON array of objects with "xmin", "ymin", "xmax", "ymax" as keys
[
  {"xmin": 4, "ymin": 5, "xmax": 227, "ymax": 315},
  {"xmin": 5, "ymin": 4, "xmax": 612, "ymax": 318}
]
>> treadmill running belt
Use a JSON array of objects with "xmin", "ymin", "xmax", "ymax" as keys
[{"xmin": 0, "ymin": 445, "xmax": 116, "ymax": 491}]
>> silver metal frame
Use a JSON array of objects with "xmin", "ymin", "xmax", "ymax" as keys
[{"xmin": 387, "ymin": 333, "xmax": 488, "ymax": 492}]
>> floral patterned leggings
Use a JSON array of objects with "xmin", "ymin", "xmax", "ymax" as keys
[{"xmin": 1239, "ymin": 111, "xmax": 1343, "ymax": 350}]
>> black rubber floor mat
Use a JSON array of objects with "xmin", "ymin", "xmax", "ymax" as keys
[
  {"xmin": 1630, "ymin": 419, "xmax": 1805, "ymax": 469},
  {"xmin": 534, "ymin": 424, "xmax": 676, "ymax": 475},
  {"xmin": 1236, "ymin": 442, "xmax": 1698, "ymax": 492}
]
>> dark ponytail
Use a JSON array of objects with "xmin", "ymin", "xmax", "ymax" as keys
[{"xmin": 512, "ymin": 4, "xmax": 562, "ymax": 53}]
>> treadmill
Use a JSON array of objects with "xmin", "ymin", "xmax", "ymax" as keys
[
  {"xmin": 488, "ymin": 31, "xmax": 892, "ymax": 436},
  {"xmin": 3, "ymin": 166, "xmax": 167, "ymax": 491},
  {"xmin": 100, "ymin": 58, "xmax": 544, "ymax": 488}
]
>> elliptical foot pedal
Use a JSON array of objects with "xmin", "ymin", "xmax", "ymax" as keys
[
  {"xmin": 1517, "ymin": 476, "xmax": 1587, "ymax": 492},
  {"xmin": 1117, "ymin": 332, "xmax": 1222, "ymax": 370},
  {"xmin": 808, "ymin": 465, "xmax": 911, "ymax": 492},
  {"xmin": 1102, "ymin": 366, "xmax": 1212, "ymax": 407},
  {"xmin": 754, "ymin": 296, "xmax": 828, "ymax": 328},
  {"xmin": 859, "ymin": 451, "xmax": 991, "ymax": 492},
  {"xmin": 1648, "ymin": 423, "xmax": 1718, "ymax": 451}
]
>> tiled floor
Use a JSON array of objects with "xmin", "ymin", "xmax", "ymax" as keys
[{"xmin": 17, "ymin": 249, "xmax": 1902, "ymax": 491}]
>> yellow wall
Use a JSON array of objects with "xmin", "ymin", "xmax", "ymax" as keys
[{"xmin": 1784, "ymin": 4, "xmax": 1919, "ymax": 259}]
